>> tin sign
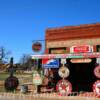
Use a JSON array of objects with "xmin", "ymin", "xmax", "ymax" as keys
[
  {"xmin": 70, "ymin": 45, "xmax": 93, "ymax": 53},
  {"xmin": 33, "ymin": 71, "xmax": 42, "ymax": 85},
  {"xmin": 93, "ymin": 80, "xmax": 100, "ymax": 96},
  {"xmin": 94, "ymin": 66, "xmax": 100, "ymax": 78},
  {"xmin": 56, "ymin": 79, "xmax": 72, "ymax": 96},
  {"xmin": 42, "ymin": 58, "xmax": 59, "ymax": 68},
  {"xmin": 70, "ymin": 58, "xmax": 92, "ymax": 63},
  {"xmin": 61, "ymin": 59, "xmax": 66, "ymax": 64},
  {"xmin": 32, "ymin": 42, "xmax": 42, "ymax": 52}
]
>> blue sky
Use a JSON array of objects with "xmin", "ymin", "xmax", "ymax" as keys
[{"xmin": 0, "ymin": 0, "xmax": 100, "ymax": 63}]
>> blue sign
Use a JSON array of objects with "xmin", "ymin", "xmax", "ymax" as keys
[{"xmin": 42, "ymin": 59, "xmax": 59, "ymax": 68}]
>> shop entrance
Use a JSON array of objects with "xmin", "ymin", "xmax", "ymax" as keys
[{"xmin": 67, "ymin": 58, "xmax": 97, "ymax": 92}]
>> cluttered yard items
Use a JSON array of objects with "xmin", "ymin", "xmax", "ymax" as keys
[{"xmin": 4, "ymin": 57, "xmax": 19, "ymax": 92}]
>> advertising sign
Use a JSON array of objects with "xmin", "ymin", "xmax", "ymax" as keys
[
  {"xmin": 33, "ymin": 70, "xmax": 42, "ymax": 85},
  {"xmin": 70, "ymin": 58, "xmax": 92, "ymax": 63},
  {"xmin": 58, "ymin": 66, "xmax": 70, "ymax": 78},
  {"xmin": 70, "ymin": 45, "xmax": 93, "ymax": 53},
  {"xmin": 42, "ymin": 58, "xmax": 59, "ymax": 68},
  {"xmin": 32, "ymin": 42, "xmax": 42, "ymax": 52},
  {"xmin": 51, "ymin": 49, "xmax": 66, "ymax": 54},
  {"xmin": 61, "ymin": 59, "xmax": 66, "ymax": 64},
  {"xmin": 94, "ymin": 66, "xmax": 100, "ymax": 78},
  {"xmin": 56, "ymin": 79, "xmax": 72, "ymax": 96},
  {"xmin": 93, "ymin": 80, "xmax": 100, "ymax": 96}
]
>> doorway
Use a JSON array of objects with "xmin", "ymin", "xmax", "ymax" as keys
[{"xmin": 67, "ymin": 58, "xmax": 97, "ymax": 92}]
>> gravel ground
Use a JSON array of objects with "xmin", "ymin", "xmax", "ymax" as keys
[{"xmin": 0, "ymin": 93, "xmax": 100, "ymax": 100}]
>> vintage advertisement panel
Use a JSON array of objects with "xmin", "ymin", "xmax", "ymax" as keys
[
  {"xmin": 94, "ymin": 66, "xmax": 100, "ymax": 78},
  {"xmin": 58, "ymin": 66, "xmax": 70, "ymax": 78},
  {"xmin": 42, "ymin": 58, "xmax": 59, "ymax": 68},
  {"xmin": 56, "ymin": 79, "xmax": 72, "ymax": 96},
  {"xmin": 93, "ymin": 80, "xmax": 100, "ymax": 96},
  {"xmin": 70, "ymin": 45, "xmax": 93, "ymax": 53},
  {"xmin": 33, "ymin": 70, "xmax": 42, "ymax": 85}
]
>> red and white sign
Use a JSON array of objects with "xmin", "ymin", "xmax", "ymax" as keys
[
  {"xmin": 56, "ymin": 79, "xmax": 72, "ymax": 96},
  {"xmin": 70, "ymin": 45, "xmax": 93, "ymax": 53},
  {"xmin": 93, "ymin": 80, "xmax": 100, "ymax": 96},
  {"xmin": 42, "ymin": 58, "xmax": 59, "ymax": 68},
  {"xmin": 94, "ymin": 66, "xmax": 100, "ymax": 78}
]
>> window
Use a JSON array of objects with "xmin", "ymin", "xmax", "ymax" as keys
[{"xmin": 96, "ymin": 45, "xmax": 100, "ymax": 52}]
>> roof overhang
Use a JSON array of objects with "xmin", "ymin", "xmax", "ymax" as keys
[{"xmin": 31, "ymin": 52, "xmax": 100, "ymax": 59}]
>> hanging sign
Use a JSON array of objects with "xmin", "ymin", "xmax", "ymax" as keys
[
  {"xmin": 70, "ymin": 45, "xmax": 93, "ymax": 53},
  {"xmin": 56, "ymin": 79, "xmax": 72, "ymax": 96},
  {"xmin": 42, "ymin": 58, "xmax": 59, "ymax": 68},
  {"xmin": 61, "ymin": 59, "xmax": 66, "ymax": 64},
  {"xmin": 94, "ymin": 66, "xmax": 100, "ymax": 78},
  {"xmin": 96, "ymin": 58, "xmax": 100, "ymax": 65},
  {"xmin": 70, "ymin": 58, "xmax": 92, "ymax": 63},
  {"xmin": 93, "ymin": 80, "xmax": 100, "ymax": 96},
  {"xmin": 32, "ymin": 42, "xmax": 42, "ymax": 52},
  {"xmin": 58, "ymin": 65, "xmax": 70, "ymax": 78},
  {"xmin": 33, "ymin": 70, "xmax": 42, "ymax": 85}
]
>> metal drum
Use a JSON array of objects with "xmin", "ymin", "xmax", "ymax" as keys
[{"xmin": 5, "ymin": 76, "xmax": 19, "ymax": 92}]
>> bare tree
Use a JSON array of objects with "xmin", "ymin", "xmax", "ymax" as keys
[
  {"xmin": 0, "ymin": 46, "xmax": 11, "ymax": 64},
  {"xmin": 19, "ymin": 54, "xmax": 33, "ymax": 70}
]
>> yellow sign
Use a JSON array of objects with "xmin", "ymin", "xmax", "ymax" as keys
[{"xmin": 70, "ymin": 58, "xmax": 92, "ymax": 63}]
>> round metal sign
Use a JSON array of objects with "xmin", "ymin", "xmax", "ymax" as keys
[
  {"xmin": 94, "ymin": 66, "xmax": 100, "ymax": 78},
  {"xmin": 32, "ymin": 42, "xmax": 42, "ymax": 52},
  {"xmin": 56, "ymin": 79, "xmax": 72, "ymax": 96},
  {"xmin": 93, "ymin": 80, "xmax": 100, "ymax": 96},
  {"xmin": 58, "ymin": 66, "xmax": 70, "ymax": 78}
]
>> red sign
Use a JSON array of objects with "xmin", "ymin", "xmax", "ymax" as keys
[
  {"xmin": 32, "ymin": 42, "xmax": 42, "ymax": 52},
  {"xmin": 56, "ymin": 80, "xmax": 72, "ymax": 96},
  {"xmin": 56, "ymin": 79, "xmax": 72, "ymax": 96},
  {"xmin": 70, "ymin": 45, "xmax": 93, "ymax": 53}
]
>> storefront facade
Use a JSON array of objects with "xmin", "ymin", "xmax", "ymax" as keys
[
  {"xmin": 32, "ymin": 23, "xmax": 100, "ymax": 94},
  {"xmin": 45, "ymin": 23, "xmax": 100, "ymax": 92},
  {"xmin": 45, "ymin": 23, "xmax": 100, "ymax": 54}
]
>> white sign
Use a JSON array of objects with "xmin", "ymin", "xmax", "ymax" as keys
[
  {"xmin": 33, "ymin": 71, "xmax": 42, "ymax": 85},
  {"xmin": 61, "ymin": 59, "xmax": 66, "ymax": 64}
]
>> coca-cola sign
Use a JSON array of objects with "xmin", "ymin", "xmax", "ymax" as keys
[
  {"xmin": 56, "ymin": 79, "xmax": 72, "ymax": 96},
  {"xmin": 70, "ymin": 45, "xmax": 93, "ymax": 53}
]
